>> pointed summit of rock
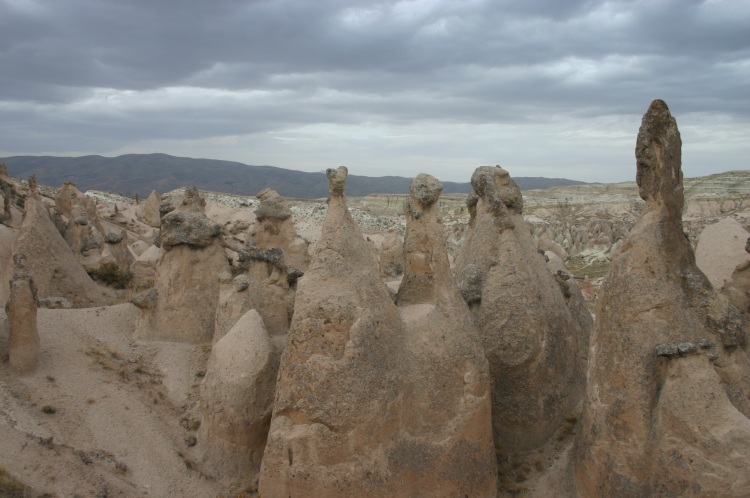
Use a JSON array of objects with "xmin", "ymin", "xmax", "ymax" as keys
[
  {"xmin": 575, "ymin": 100, "xmax": 750, "ymax": 496},
  {"xmin": 260, "ymin": 167, "xmax": 408, "ymax": 496}
]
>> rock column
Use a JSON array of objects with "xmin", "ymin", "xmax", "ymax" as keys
[{"xmin": 6, "ymin": 254, "xmax": 40, "ymax": 372}]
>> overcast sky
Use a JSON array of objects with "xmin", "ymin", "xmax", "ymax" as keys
[{"xmin": 1, "ymin": 0, "xmax": 748, "ymax": 183}]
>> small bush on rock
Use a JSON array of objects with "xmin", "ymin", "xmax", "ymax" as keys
[{"xmin": 88, "ymin": 262, "xmax": 131, "ymax": 289}]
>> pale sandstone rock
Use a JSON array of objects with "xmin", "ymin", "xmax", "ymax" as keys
[
  {"xmin": 214, "ymin": 189, "xmax": 308, "ymax": 341},
  {"xmin": 138, "ymin": 190, "xmax": 162, "ymax": 228},
  {"xmin": 260, "ymin": 167, "xmax": 409, "ymax": 497},
  {"xmin": 696, "ymin": 217, "xmax": 750, "ymax": 290},
  {"xmin": 129, "ymin": 244, "xmax": 161, "ymax": 288},
  {"xmin": 198, "ymin": 309, "xmax": 277, "ymax": 487},
  {"xmin": 379, "ymin": 228, "xmax": 404, "ymax": 277},
  {"xmin": 395, "ymin": 173, "xmax": 497, "ymax": 495},
  {"xmin": 538, "ymin": 234, "xmax": 568, "ymax": 262},
  {"xmin": 6, "ymin": 254, "xmax": 40, "ymax": 372},
  {"xmin": 55, "ymin": 182, "xmax": 107, "ymax": 269},
  {"xmin": 128, "ymin": 240, "xmax": 151, "ymax": 259},
  {"xmin": 0, "ymin": 224, "xmax": 17, "ymax": 307},
  {"xmin": 135, "ymin": 189, "xmax": 228, "ymax": 343},
  {"xmin": 11, "ymin": 196, "xmax": 106, "ymax": 307},
  {"xmin": 575, "ymin": 99, "xmax": 750, "ymax": 497},
  {"xmin": 454, "ymin": 165, "xmax": 590, "ymax": 454}
]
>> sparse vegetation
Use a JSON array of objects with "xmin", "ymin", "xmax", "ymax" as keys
[
  {"xmin": 41, "ymin": 404, "xmax": 57, "ymax": 414},
  {"xmin": 88, "ymin": 262, "xmax": 131, "ymax": 289},
  {"xmin": 0, "ymin": 465, "xmax": 32, "ymax": 498}
]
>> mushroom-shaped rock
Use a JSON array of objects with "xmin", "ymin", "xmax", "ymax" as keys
[
  {"xmin": 453, "ymin": 165, "xmax": 590, "ymax": 454},
  {"xmin": 394, "ymin": 173, "xmax": 497, "ymax": 495},
  {"xmin": 136, "ymin": 188, "xmax": 228, "ymax": 343}
]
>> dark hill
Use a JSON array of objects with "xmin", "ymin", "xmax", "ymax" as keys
[{"xmin": 1, "ymin": 153, "xmax": 588, "ymax": 198}]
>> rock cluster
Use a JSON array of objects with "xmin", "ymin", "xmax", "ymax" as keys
[
  {"xmin": 575, "ymin": 99, "xmax": 750, "ymax": 496},
  {"xmin": 214, "ymin": 188, "xmax": 308, "ymax": 341},
  {"xmin": 11, "ymin": 191, "xmax": 106, "ymax": 307},
  {"xmin": 260, "ymin": 168, "xmax": 497, "ymax": 497}
]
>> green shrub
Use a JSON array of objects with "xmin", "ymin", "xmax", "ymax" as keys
[{"xmin": 88, "ymin": 262, "xmax": 131, "ymax": 289}]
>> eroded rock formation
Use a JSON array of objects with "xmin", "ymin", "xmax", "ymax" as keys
[
  {"xmin": 379, "ymin": 228, "xmax": 404, "ymax": 278},
  {"xmin": 575, "ymin": 100, "xmax": 750, "ymax": 496},
  {"xmin": 138, "ymin": 190, "xmax": 162, "ymax": 228},
  {"xmin": 454, "ymin": 166, "xmax": 590, "ymax": 455},
  {"xmin": 135, "ymin": 187, "xmax": 228, "ymax": 343},
  {"xmin": 11, "ymin": 194, "xmax": 106, "ymax": 307},
  {"xmin": 55, "ymin": 182, "xmax": 108, "ymax": 269},
  {"xmin": 6, "ymin": 254, "xmax": 40, "ymax": 372},
  {"xmin": 395, "ymin": 173, "xmax": 497, "ymax": 495},
  {"xmin": 214, "ymin": 188, "xmax": 308, "ymax": 341},
  {"xmin": 198, "ymin": 309, "xmax": 278, "ymax": 487},
  {"xmin": 260, "ymin": 167, "xmax": 408, "ymax": 496}
]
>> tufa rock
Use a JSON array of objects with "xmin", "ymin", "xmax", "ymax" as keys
[
  {"xmin": 379, "ymin": 228, "xmax": 404, "ymax": 278},
  {"xmin": 136, "ymin": 188, "xmax": 228, "ymax": 343},
  {"xmin": 6, "ymin": 254, "xmax": 40, "ymax": 372},
  {"xmin": 575, "ymin": 100, "xmax": 750, "ymax": 496},
  {"xmin": 160, "ymin": 187, "xmax": 221, "ymax": 251},
  {"xmin": 11, "ymin": 195, "xmax": 107, "ymax": 307},
  {"xmin": 394, "ymin": 173, "xmax": 497, "ymax": 495},
  {"xmin": 198, "ymin": 310, "xmax": 278, "ymax": 487},
  {"xmin": 138, "ymin": 190, "xmax": 162, "ymax": 228},
  {"xmin": 215, "ymin": 189, "xmax": 308, "ymax": 341},
  {"xmin": 453, "ymin": 166, "xmax": 590, "ymax": 454},
  {"xmin": 260, "ymin": 167, "xmax": 408, "ymax": 496}
]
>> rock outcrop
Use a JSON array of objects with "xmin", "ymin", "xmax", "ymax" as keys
[
  {"xmin": 135, "ymin": 187, "xmax": 228, "ymax": 343},
  {"xmin": 11, "ymin": 195, "xmax": 106, "ymax": 307},
  {"xmin": 379, "ymin": 228, "xmax": 404, "ymax": 278},
  {"xmin": 454, "ymin": 166, "xmax": 590, "ymax": 454},
  {"xmin": 260, "ymin": 167, "xmax": 409, "ymax": 496},
  {"xmin": 138, "ymin": 190, "xmax": 162, "ymax": 228},
  {"xmin": 214, "ymin": 189, "xmax": 308, "ymax": 341},
  {"xmin": 575, "ymin": 100, "xmax": 750, "ymax": 496},
  {"xmin": 695, "ymin": 217, "xmax": 750, "ymax": 290},
  {"xmin": 54, "ymin": 182, "xmax": 107, "ymax": 269},
  {"xmin": 198, "ymin": 309, "xmax": 278, "ymax": 488},
  {"xmin": 5, "ymin": 254, "xmax": 40, "ymax": 372},
  {"xmin": 394, "ymin": 173, "xmax": 497, "ymax": 495}
]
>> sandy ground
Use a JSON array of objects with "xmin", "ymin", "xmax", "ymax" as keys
[{"xmin": 0, "ymin": 304, "xmax": 228, "ymax": 497}]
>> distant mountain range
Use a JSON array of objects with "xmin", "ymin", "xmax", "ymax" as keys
[{"xmin": 1, "ymin": 153, "xmax": 588, "ymax": 199}]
